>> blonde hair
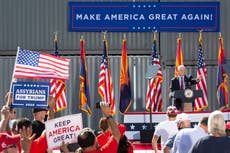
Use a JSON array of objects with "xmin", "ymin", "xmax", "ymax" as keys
[{"xmin": 208, "ymin": 110, "xmax": 226, "ymax": 136}]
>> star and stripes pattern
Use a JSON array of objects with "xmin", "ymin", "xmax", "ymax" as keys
[
  {"xmin": 194, "ymin": 33, "xmax": 208, "ymax": 111},
  {"xmin": 50, "ymin": 36, "xmax": 67, "ymax": 112},
  {"xmin": 13, "ymin": 47, "xmax": 69, "ymax": 80},
  {"xmin": 98, "ymin": 39, "xmax": 115, "ymax": 115},
  {"xmin": 146, "ymin": 38, "xmax": 163, "ymax": 112}
]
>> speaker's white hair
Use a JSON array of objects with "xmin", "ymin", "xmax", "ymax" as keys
[
  {"xmin": 208, "ymin": 110, "xmax": 226, "ymax": 136},
  {"xmin": 177, "ymin": 65, "xmax": 185, "ymax": 71}
]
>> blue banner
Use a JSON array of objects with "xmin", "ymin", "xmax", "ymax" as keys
[
  {"xmin": 12, "ymin": 81, "xmax": 50, "ymax": 109},
  {"xmin": 69, "ymin": 2, "xmax": 219, "ymax": 32}
]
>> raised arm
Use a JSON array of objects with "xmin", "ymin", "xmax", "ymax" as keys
[
  {"xmin": 100, "ymin": 102, "xmax": 120, "ymax": 143},
  {"xmin": 47, "ymin": 96, "xmax": 55, "ymax": 120}
]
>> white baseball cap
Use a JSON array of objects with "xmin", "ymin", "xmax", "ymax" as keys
[{"xmin": 176, "ymin": 113, "xmax": 191, "ymax": 122}]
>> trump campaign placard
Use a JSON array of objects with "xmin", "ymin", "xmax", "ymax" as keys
[
  {"xmin": 45, "ymin": 113, "xmax": 83, "ymax": 149},
  {"xmin": 12, "ymin": 81, "xmax": 50, "ymax": 108}
]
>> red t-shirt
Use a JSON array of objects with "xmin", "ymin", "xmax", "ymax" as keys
[
  {"xmin": 85, "ymin": 137, "xmax": 118, "ymax": 153},
  {"xmin": 17, "ymin": 134, "xmax": 47, "ymax": 153},
  {"xmin": 97, "ymin": 131, "xmax": 111, "ymax": 147},
  {"xmin": 30, "ymin": 134, "xmax": 48, "ymax": 153},
  {"xmin": 97, "ymin": 123, "xmax": 126, "ymax": 147}
]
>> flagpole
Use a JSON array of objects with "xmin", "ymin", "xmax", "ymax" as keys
[
  {"xmin": 7, "ymin": 47, "xmax": 20, "ymax": 106},
  {"xmin": 53, "ymin": 31, "xmax": 58, "ymax": 111},
  {"xmin": 103, "ymin": 31, "xmax": 108, "ymax": 104}
]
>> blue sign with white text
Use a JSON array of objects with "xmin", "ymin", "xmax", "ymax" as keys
[
  {"xmin": 12, "ymin": 81, "xmax": 50, "ymax": 109},
  {"xmin": 69, "ymin": 2, "xmax": 219, "ymax": 32}
]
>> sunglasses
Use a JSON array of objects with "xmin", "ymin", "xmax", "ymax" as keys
[{"xmin": 168, "ymin": 107, "xmax": 177, "ymax": 111}]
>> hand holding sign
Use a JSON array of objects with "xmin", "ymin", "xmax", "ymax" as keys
[
  {"xmin": 48, "ymin": 96, "xmax": 55, "ymax": 110},
  {"xmin": 5, "ymin": 92, "xmax": 13, "ymax": 107},
  {"xmin": 47, "ymin": 96, "xmax": 55, "ymax": 120}
]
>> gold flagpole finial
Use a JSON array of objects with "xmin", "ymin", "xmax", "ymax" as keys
[
  {"xmin": 54, "ymin": 31, "xmax": 58, "ymax": 42},
  {"xmin": 199, "ymin": 29, "xmax": 203, "ymax": 36},
  {"xmin": 103, "ymin": 31, "xmax": 107, "ymax": 40},
  {"xmin": 199, "ymin": 30, "xmax": 202, "ymax": 44},
  {"xmin": 219, "ymin": 32, "xmax": 222, "ymax": 38},
  {"xmin": 123, "ymin": 33, "xmax": 126, "ymax": 40},
  {"xmin": 153, "ymin": 30, "xmax": 157, "ymax": 41}
]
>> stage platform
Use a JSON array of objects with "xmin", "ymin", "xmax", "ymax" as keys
[{"xmin": 124, "ymin": 110, "xmax": 230, "ymax": 140}]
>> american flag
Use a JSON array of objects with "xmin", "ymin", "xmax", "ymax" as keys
[
  {"xmin": 194, "ymin": 33, "xmax": 208, "ymax": 112},
  {"xmin": 146, "ymin": 38, "xmax": 163, "ymax": 112},
  {"xmin": 79, "ymin": 38, "xmax": 92, "ymax": 115},
  {"xmin": 174, "ymin": 37, "xmax": 184, "ymax": 76},
  {"xmin": 13, "ymin": 47, "xmax": 69, "ymax": 80},
  {"xmin": 216, "ymin": 36, "xmax": 228, "ymax": 110},
  {"xmin": 98, "ymin": 39, "xmax": 115, "ymax": 115},
  {"xmin": 50, "ymin": 79, "xmax": 67, "ymax": 112},
  {"xmin": 50, "ymin": 36, "xmax": 67, "ymax": 112}
]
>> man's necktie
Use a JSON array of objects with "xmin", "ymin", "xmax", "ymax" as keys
[{"xmin": 180, "ymin": 77, "xmax": 184, "ymax": 89}]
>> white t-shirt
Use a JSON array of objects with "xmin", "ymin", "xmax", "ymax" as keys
[{"xmin": 154, "ymin": 120, "xmax": 178, "ymax": 149}]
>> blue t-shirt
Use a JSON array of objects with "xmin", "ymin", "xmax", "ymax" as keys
[{"xmin": 189, "ymin": 135, "xmax": 230, "ymax": 153}]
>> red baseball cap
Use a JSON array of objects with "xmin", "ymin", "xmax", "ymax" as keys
[
  {"xmin": 226, "ymin": 122, "xmax": 230, "ymax": 130},
  {"xmin": 0, "ymin": 133, "xmax": 20, "ymax": 151}
]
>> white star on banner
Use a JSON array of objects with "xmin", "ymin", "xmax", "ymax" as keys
[
  {"xmin": 130, "ymin": 124, "xmax": 135, "ymax": 130},
  {"xmin": 142, "ymin": 124, "xmax": 147, "ymax": 130}
]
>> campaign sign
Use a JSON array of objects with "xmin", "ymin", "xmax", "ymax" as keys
[
  {"xmin": 12, "ymin": 81, "xmax": 50, "ymax": 108},
  {"xmin": 45, "ymin": 113, "xmax": 83, "ymax": 149},
  {"xmin": 69, "ymin": 2, "xmax": 220, "ymax": 32}
]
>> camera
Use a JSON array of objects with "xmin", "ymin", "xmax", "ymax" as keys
[
  {"xmin": 95, "ymin": 102, "xmax": 101, "ymax": 109},
  {"xmin": 95, "ymin": 102, "xmax": 110, "ymax": 109}
]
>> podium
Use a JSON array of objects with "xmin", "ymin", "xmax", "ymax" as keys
[{"xmin": 173, "ymin": 89, "xmax": 203, "ymax": 112}]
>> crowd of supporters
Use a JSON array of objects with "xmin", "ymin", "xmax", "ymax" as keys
[
  {"xmin": 151, "ymin": 106, "xmax": 230, "ymax": 153},
  {"xmin": 0, "ymin": 92, "xmax": 134, "ymax": 153},
  {"xmin": 1, "ymin": 92, "xmax": 230, "ymax": 153}
]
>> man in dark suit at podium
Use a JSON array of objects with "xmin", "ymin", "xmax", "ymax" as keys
[{"xmin": 170, "ymin": 65, "xmax": 200, "ymax": 111}]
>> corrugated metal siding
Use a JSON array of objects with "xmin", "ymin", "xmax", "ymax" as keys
[
  {"xmin": 0, "ymin": 0, "xmax": 159, "ymax": 55},
  {"xmin": 160, "ymin": 32, "xmax": 222, "ymax": 66}
]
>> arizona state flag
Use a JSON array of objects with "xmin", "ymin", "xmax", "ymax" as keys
[
  {"xmin": 216, "ymin": 36, "xmax": 228, "ymax": 110},
  {"xmin": 119, "ymin": 38, "xmax": 132, "ymax": 114},
  {"xmin": 79, "ymin": 38, "xmax": 92, "ymax": 115},
  {"xmin": 174, "ymin": 36, "xmax": 184, "ymax": 76}
]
